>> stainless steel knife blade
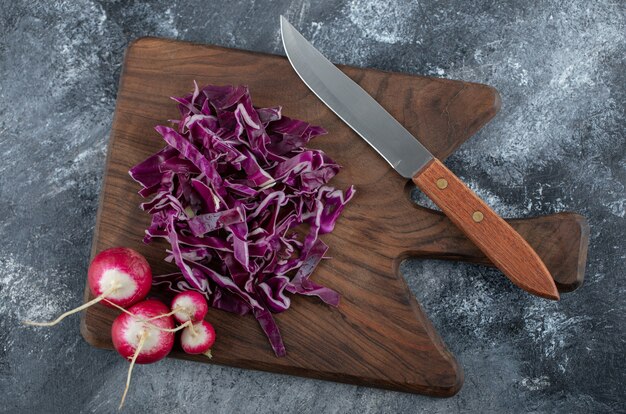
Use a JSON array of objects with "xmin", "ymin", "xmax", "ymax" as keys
[{"xmin": 280, "ymin": 16, "xmax": 432, "ymax": 179}]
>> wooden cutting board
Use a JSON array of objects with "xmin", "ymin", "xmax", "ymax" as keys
[{"xmin": 80, "ymin": 37, "xmax": 589, "ymax": 397}]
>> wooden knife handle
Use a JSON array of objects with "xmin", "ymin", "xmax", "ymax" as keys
[{"xmin": 412, "ymin": 158, "xmax": 560, "ymax": 300}]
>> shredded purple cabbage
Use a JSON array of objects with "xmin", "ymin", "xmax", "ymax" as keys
[{"xmin": 130, "ymin": 83, "xmax": 355, "ymax": 356}]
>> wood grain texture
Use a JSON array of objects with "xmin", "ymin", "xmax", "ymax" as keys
[
  {"xmin": 413, "ymin": 159, "xmax": 560, "ymax": 300},
  {"xmin": 80, "ymin": 37, "xmax": 589, "ymax": 397}
]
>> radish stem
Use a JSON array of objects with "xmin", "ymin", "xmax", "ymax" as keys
[
  {"xmin": 23, "ymin": 285, "xmax": 119, "ymax": 327},
  {"xmin": 156, "ymin": 320, "xmax": 193, "ymax": 333},
  {"xmin": 104, "ymin": 299, "xmax": 168, "ymax": 326},
  {"xmin": 104, "ymin": 300, "xmax": 191, "ymax": 333},
  {"xmin": 104, "ymin": 299, "xmax": 142, "ymax": 319},
  {"xmin": 119, "ymin": 330, "xmax": 147, "ymax": 410},
  {"xmin": 144, "ymin": 307, "xmax": 184, "ymax": 321}
]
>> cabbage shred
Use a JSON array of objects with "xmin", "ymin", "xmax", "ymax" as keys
[{"xmin": 130, "ymin": 83, "xmax": 355, "ymax": 356}]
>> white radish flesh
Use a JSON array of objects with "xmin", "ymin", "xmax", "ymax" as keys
[
  {"xmin": 180, "ymin": 320, "xmax": 216, "ymax": 356},
  {"xmin": 88, "ymin": 247, "xmax": 152, "ymax": 308},
  {"xmin": 170, "ymin": 291, "xmax": 208, "ymax": 323},
  {"xmin": 111, "ymin": 299, "xmax": 175, "ymax": 409},
  {"xmin": 111, "ymin": 299, "xmax": 175, "ymax": 364}
]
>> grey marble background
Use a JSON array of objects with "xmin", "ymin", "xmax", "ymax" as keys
[{"xmin": 1, "ymin": 1, "xmax": 624, "ymax": 413}]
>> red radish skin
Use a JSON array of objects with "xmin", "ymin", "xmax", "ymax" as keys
[
  {"xmin": 111, "ymin": 299, "xmax": 177, "ymax": 409},
  {"xmin": 24, "ymin": 247, "xmax": 152, "ymax": 327},
  {"xmin": 181, "ymin": 320, "xmax": 216, "ymax": 356},
  {"xmin": 171, "ymin": 291, "xmax": 209, "ymax": 323},
  {"xmin": 112, "ymin": 299, "xmax": 175, "ymax": 364},
  {"xmin": 88, "ymin": 247, "xmax": 152, "ymax": 309}
]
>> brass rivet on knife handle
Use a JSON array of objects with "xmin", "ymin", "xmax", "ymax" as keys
[
  {"xmin": 436, "ymin": 178, "xmax": 448, "ymax": 189},
  {"xmin": 413, "ymin": 158, "xmax": 560, "ymax": 300}
]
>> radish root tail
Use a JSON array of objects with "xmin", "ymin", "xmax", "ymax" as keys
[
  {"xmin": 104, "ymin": 300, "xmax": 190, "ymax": 333},
  {"xmin": 203, "ymin": 349, "xmax": 212, "ymax": 359},
  {"xmin": 144, "ymin": 307, "xmax": 184, "ymax": 321},
  {"xmin": 104, "ymin": 299, "xmax": 141, "ymax": 319},
  {"xmin": 119, "ymin": 330, "xmax": 147, "ymax": 410},
  {"xmin": 157, "ymin": 320, "xmax": 192, "ymax": 333},
  {"xmin": 23, "ymin": 286, "xmax": 118, "ymax": 327}
]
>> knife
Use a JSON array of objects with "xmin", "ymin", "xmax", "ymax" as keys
[{"xmin": 280, "ymin": 16, "xmax": 559, "ymax": 300}]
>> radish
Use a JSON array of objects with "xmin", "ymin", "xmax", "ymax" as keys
[
  {"xmin": 111, "ymin": 299, "xmax": 180, "ymax": 409},
  {"xmin": 24, "ymin": 247, "xmax": 152, "ymax": 327},
  {"xmin": 170, "ymin": 291, "xmax": 208, "ymax": 323},
  {"xmin": 111, "ymin": 299, "xmax": 176, "ymax": 364},
  {"xmin": 180, "ymin": 320, "xmax": 216, "ymax": 357},
  {"xmin": 88, "ymin": 247, "xmax": 152, "ymax": 309}
]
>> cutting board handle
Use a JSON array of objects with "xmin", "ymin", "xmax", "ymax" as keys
[{"xmin": 397, "ymin": 180, "xmax": 588, "ymax": 292}]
